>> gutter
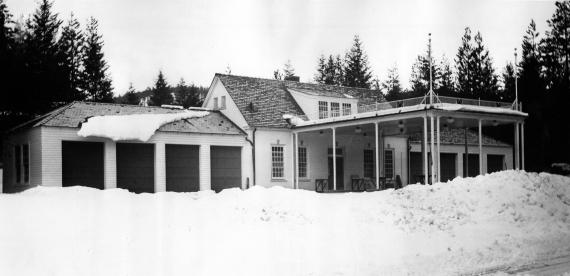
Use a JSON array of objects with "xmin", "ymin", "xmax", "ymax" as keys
[{"xmin": 244, "ymin": 127, "xmax": 257, "ymax": 187}]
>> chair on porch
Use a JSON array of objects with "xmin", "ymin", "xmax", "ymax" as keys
[
  {"xmin": 351, "ymin": 175, "xmax": 366, "ymax": 192},
  {"xmin": 315, "ymin": 179, "xmax": 328, "ymax": 193}
]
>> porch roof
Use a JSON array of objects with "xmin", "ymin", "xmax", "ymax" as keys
[{"xmin": 290, "ymin": 102, "xmax": 527, "ymax": 133}]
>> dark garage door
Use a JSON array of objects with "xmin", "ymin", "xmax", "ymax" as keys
[
  {"xmin": 117, "ymin": 143, "xmax": 154, "ymax": 193},
  {"xmin": 463, "ymin": 154, "xmax": 479, "ymax": 177},
  {"xmin": 440, "ymin": 153, "xmax": 457, "ymax": 182},
  {"xmin": 62, "ymin": 141, "xmax": 104, "ymax": 189},
  {"xmin": 410, "ymin": 152, "xmax": 456, "ymax": 183},
  {"xmin": 487, "ymin": 154, "xmax": 504, "ymax": 173},
  {"xmin": 211, "ymin": 146, "xmax": 241, "ymax": 192},
  {"xmin": 166, "ymin": 144, "xmax": 199, "ymax": 192}
]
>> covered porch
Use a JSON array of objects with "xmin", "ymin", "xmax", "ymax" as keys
[{"xmin": 289, "ymin": 97, "xmax": 527, "ymax": 192}]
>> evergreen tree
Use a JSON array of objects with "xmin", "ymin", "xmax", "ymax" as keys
[
  {"xmin": 82, "ymin": 17, "xmax": 113, "ymax": 102},
  {"xmin": 437, "ymin": 56, "xmax": 455, "ymax": 96},
  {"xmin": 382, "ymin": 65, "xmax": 403, "ymax": 101},
  {"xmin": 314, "ymin": 54, "xmax": 326, "ymax": 83},
  {"xmin": 471, "ymin": 31, "xmax": 499, "ymax": 100},
  {"xmin": 0, "ymin": 0, "xmax": 16, "ymax": 117},
  {"xmin": 409, "ymin": 45, "xmax": 439, "ymax": 98},
  {"xmin": 150, "ymin": 70, "xmax": 172, "ymax": 106},
  {"xmin": 500, "ymin": 62, "xmax": 516, "ymax": 102},
  {"xmin": 121, "ymin": 83, "xmax": 139, "ymax": 105},
  {"xmin": 343, "ymin": 35, "xmax": 372, "ymax": 88},
  {"xmin": 25, "ymin": 0, "xmax": 65, "ymax": 113},
  {"xmin": 283, "ymin": 59, "xmax": 295, "ymax": 78},
  {"xmin": 455, "ymin": 27, "xmax": 474, "ymax": 97},
  {"xmin": 273, "ymin": 69, "xmax": 283, "ymax": 80},
  {"xmin": 174, "ymin": 78, "xmax": 201, "ymax": 108},
  {"xmin": 58, "ymin": 13, "xmax": 84, "ymax": 101}
]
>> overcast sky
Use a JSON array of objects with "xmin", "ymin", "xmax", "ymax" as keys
[{"xmin": 7, "ymin": 0, "xmax": 557, "ymax": 95}]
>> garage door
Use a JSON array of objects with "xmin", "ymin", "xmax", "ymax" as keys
[
  {"xmin": 462, "ymin": 154, "xmax": 479, "ymax": 177},
  {"xmin": 62, "ymin": 141, "xmax": 104, "ymax": 189},
  {"xmin": 211, "ymin": 146, "xmax": 241, "ymax": 192},
  {"xmin": 487, "ymin": 154, "xmax": 504, "ymax": 173},
  {"xmin": 166, "ymin": 144, "xmax": 199, "ymax": 192},
  {"xmin": 117, "ymin": 143, "xmax": 154, "ymax": 193},
  {"xmin": 440, "ymin": 153, "xmax": 457, "ymax": 182}
]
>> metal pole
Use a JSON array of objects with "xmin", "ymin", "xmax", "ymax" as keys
[
  {"xmin": 375, "ymin": 122, "xmax": 379, "ymax": 189},
  {"xmin": 430, "ymin": 116, "xmax": 435, "ymax": 184},
  {"xmin": 521, "ymin": 123, "xmax": 525, "ymax": 170},
  {"xmin": 423, "ymin": 116, "xmax": 428, "ymax": 185},
  {"xmin": 429, "ymin": 33, "xmax": 433, "ymax": 105},
  {"xmin": 464, "ymin": 128, "xmax": 469, "ymax": 177},
  {"xmin": 332, "ymin": 127, "xmax": 337, "ymax": 190},
  {"xmin": 514, "ymin": 123, "xmax": 520, "ymax": 170},
  {"xmin": 514, "ymin": 49, "xmax": 518, "ymax": 111},
  {"xmin": 478, "ymin": 119, "xmax": 483, "ymax": 175},
  {"xmin": 437, "ymin": 116, "xmax": 441, "ymax": 182}
]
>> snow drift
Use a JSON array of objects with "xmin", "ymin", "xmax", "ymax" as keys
[
  {"xmin": 0, "ymin": 171, "xmax": 569, "ymax": 275},
  {"xmin": 77, "ymin": 111, "xmax": 209, "ymax": 142}
]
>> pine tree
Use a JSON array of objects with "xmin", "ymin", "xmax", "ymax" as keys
[
  {"xmin": 283, "ymin": 60, "xmax": 295, "ymax": 78},
  {"xmin": 409, "ymin": 45, "xmax": 439, "ymax": 98},
  {"xmin": 382, "ymin": 65, "xmax": 403, "ymax": 101},
  {"xmin": 58, "ymin": 13, "xmax": 84, "ymax": 101},
  {"xmin": 314, "ymin": 54, "xmax": 326, "ymax": 83},
  {"xmin": 82, "ymin": 17, "xmax": 113, "ymax": 102},
  {"xmin": 174, "ymin": 78, "xmax": 200, "ymax": 107},
  {"xmin": 471, "ymin": 31, "xmax": 499, "ymax": 100},
  {"xmin": 501, "ymin": 62, "xmax": 516, "ymax": 102},
  {"xmin": 25, "ymin": 0, "xmax": 65, "ymax": 113},
  {"xmin": 437, "ymin": 56, "xmax": 455, "ymax": 96},
  {"xmin": 150, "ymin": 70, "xmax": 172, "ymax": 106},
  {"xmin": 520, "ymin": 20, "xmax": 544, "ymax": 105},
  {"xmin": 0, "ymin": 0, "xmax": 14, "ymax": 115},
  {"xmin": 455, "ymin": 27, "xmax": 474, "ymax": 97},
  {"xmin": 121, "ymin": 83, "xmax": 139, "ymax": 105},
  {"xmin": 343, "ymin": 35, "xmax": 372, "ymax": 88}
]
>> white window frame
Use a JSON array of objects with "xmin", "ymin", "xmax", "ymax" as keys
[
  {"xmin": 384, "ymin": 148, "xmax": 395, "ymax": 179},
  {"xmin": 298, "ymin": 147, "xmax": 308, "ymax": 179},
  {"xmin": 271, "ymin": 145, "xmax": 285, "ymax": 179},
  {"xmin": 220, "ymin": 95, "xmax": 226, "ymax": 109},
  {"xmin": 342, "ymin": 103, "xmax": 352, "ymax": 116},
  {"xmin": 318, "ymin": 101, "xmax": 328, "ymax": 119},
  {"xmin": 213, "ymin": 97, "xmax": 218, "ymax": 109},
  {"xmin": 331, "ymin": 102, "xmax": 340, "ymax": 117}
]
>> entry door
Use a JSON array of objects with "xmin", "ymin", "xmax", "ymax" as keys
[{"xmin": 328, "ymin": 157, "xmax": 344, "ymax": 190}]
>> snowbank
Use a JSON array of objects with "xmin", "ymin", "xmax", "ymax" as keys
[
  {"xmin": 77, "ymin": 111, "xmax": 209, "ymax": 142},
  {"xmin": 0, "ymin": 171, "xmax": 569, "ymax": 275}
]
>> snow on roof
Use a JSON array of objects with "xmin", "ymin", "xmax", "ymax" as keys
[
  {"xmin": 436, "ymin": 103, "xmax": 527, "ymax": 116},
  {"xmin": 77, "ymin": 110, "xmax": 209, "ymax": 142}
]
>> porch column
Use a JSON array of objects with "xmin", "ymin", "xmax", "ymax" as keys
[
  {"xmin": 464, "ymin": 128, "xmax": 469, "ymax": 177},
  {"xmin": 478, "ymin": 119, "xmax": 483, "ymax": 175},
  {"xmin": 521, "ymin": 122, "xmax": 525, "ymax": 170},
  {"xmin": 293, "ymin": 132, "xmax": 299, "ymax": 189},
  {"xmin": 332, "ymin": 127, "xmax": 337, "ymax": 190},
  {"xmin": 430, "ymin": 115, "xmax": 435, "ymax": 185},
  {"xmin": 423, "ymin": 116, "xmax": 428, "ymax": 185},
  {"xmin": 104, "ymin": 140, "xmax": 116, "ymax": 189},
  {"xmin": 436, "ymin": 116, "xmax": 441, "ymax": 183},
  {"xmin": 199, "ymin": 144, "xmax": 211, "ymax": 191},
  {"xmin": 514, "ymin": 123, "xmax": 520, "ymax": 170},
  {"xmin": 374, "ymin": 122, "xmax": 379, "ymax": 189},
  {"xmin": 154, "ymin": 142, "xmax": 166, "ymax": 193}
]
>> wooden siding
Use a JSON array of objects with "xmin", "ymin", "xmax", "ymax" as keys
[{"xmin": 2, "ymin": 127, "xmax": 42, "ymax": 191}]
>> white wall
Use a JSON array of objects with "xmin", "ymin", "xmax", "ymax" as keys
[
  {"xmin": 288, "ymin": 89, "xmax": 358, "ymax": 120},
  {"xmin": 254, "ymin": 129, "xmax": 294, "ymax": 188},
  {"xmin": 2, "ymin": 128, "xmax": 42, "ymax": 190},
  {"xmin": 202, "ymin": 78, "xmax": 249, "ymax": 130},
  {"xmin": 409, "ymin": 143, "xmax": 513, "ymax": 177}
]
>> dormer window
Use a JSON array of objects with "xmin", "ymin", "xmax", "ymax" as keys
[
  {"xmin": 331, "ymin": 102, "xmax": 340, "ymax": 117},
  {"xmin": 213, "ymin": 97, "xmax": 219, "ymax": 109},
  {"xmin": 318, "ymin": 101, "xmax": 328, "ymax": 119},
  {"xmin": 342, "ymin": 103, "xmax": 352, "ymax": 116}
]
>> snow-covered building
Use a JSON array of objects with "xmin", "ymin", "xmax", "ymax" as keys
[{"xmin": 2, "ymin": 74, "xmax": 527, "ymax": 193}]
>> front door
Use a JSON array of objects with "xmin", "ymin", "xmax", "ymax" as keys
[{"xmin": 328, "ymin": 157, "xmax": 344, "ymax": 190}]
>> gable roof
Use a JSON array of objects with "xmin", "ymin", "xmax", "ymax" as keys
[
  {"xmin": 215, "ymin": 74, "xmax": 383, "ymax": 128},
  {"xmin": 10, "ymin": 101, "xmax": 245, "ymax": 135},
  {"xmin": 409, "ymin": 128, "xmax": 510, "ymax": 147}
]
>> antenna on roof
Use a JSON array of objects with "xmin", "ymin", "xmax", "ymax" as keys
[
  {"xmin": 514, "ymin": 48, "xmax": 518, "ymax": 111},
  {"xmin": 424, "ymin": 33, "xmax": 440, "ymax": 106}
]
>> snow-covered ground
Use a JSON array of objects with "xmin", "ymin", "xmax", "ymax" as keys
[{"xmin": 0, "ymin": 171, "xmax": 569, "ymax": 275}]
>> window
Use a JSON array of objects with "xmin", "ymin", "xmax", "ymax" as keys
[
  {"xmin": 220, "ymin": 96, "xmax": 226, "ymax": 109},
  {"xmin": 384, "ymin": 149, "xmax": 394, "ymax": 179},
  {"xmin": 213, "ymin": 97, "xmax": 218, "ymax": 109},
  {"xmin": 298, "ymin": 147, "xmax": 307, "ymax": 178},
  {"xmin": 363, "ymin": 149, "xmax": 374, "ymax": 178},
  {"xmin": 342, "ymin": 103, "xmax": 352, "ymax": 116},
  {"xmin": 23, "ymin": 144, "xmax": 29, "ymax": 183},
  {"xmin": 331, "ymin": 102, "xmax": 340, "ymax": 117},
  {"xmin": 271, "ymin": 146, "xmax": 284, "ymax": 178},
  {"xmin": 318, "ymin": 101, "xmax": 328, "ymax": 119},
  {"xmin": 14, "ymin": 145, "xmax": 21, "ymax": 183},
  {"xmin": 14, "ymin": 144, "xmax": 29, "ymax": 183}
]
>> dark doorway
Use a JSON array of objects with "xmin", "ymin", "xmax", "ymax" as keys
[
  {"xmin": 211, "ymin": 146, "xmax": 242, "ymax": 192},
  {"xmin": 440, "ymin": 153, "xmax": 457, "ymax": 182},
  {"xmin": 328, "ymin": 156, "xmax": 344, "ymax": 190},
  {"xmin": 117, "ymin": 143, "xmax": 154, "ymax": 193},
  {"xmin": 463, "ymin": 153, "xmax": 480, "ymax": 177},
  {"xmin": 487, "ymin": 154, "xmax": 505, "ymax": 173},
  {"xmin": 62, "ymin": 141, "xmax": 104, "ymax": 189},
  {"xmin": 166, "ymin": 144, "xmax": 199, "ymax": 192}
]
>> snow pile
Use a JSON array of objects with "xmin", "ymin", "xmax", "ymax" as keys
[
  {"xmin": 282, "ymin": 114, "xmax": 305, "ymax": 126},
  {"xmin": 77, "ymin": 111, "xmax": 209, "ymax": 142},
  {"xmin": 0, "ymin": 171, "xmax": 569, "ymax": 275}
]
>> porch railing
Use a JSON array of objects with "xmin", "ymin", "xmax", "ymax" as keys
[{"xmin": 357, "ymin": 96, "xmax": 516, "ymax": 114}]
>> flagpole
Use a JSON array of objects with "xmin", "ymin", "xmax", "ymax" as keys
[{"xmin": 514, "ymin": 48, "xmax": 518, "ymax": 111}]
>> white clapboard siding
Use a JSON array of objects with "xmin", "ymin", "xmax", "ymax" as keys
[{"xmin": 2, "ymin": 127, "xmax": 42, "ymax": 189}]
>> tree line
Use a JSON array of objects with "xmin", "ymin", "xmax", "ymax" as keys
[{"xmin": 0, "ymin": 0, "xmax": 112, "ymax": 131}]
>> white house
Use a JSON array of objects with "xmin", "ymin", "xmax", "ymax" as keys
[{"xmin": 2, "ymin": 74, "xmax": 527, "ymax": 193}]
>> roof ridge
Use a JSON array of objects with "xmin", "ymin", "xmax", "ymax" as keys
[{"xmin": 215, "ymin": 73, "xmax": 379, "ymax": 92}]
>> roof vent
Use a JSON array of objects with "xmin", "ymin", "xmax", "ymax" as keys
[{"xmin": 284, "ymin": 75, "xmax": 300, "ymax": 82}]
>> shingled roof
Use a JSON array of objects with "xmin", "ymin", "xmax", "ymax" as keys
[
  {"xmin": 215, "ymin": 74, "xmax": 383, "ymax": 128},
  {"xmin": 409, "ymin": 128, "xmax": 510, "ymax": 147},
  {"xmin": 11, "ymin": 101, "xmax": 244, "ymax": 135}
]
